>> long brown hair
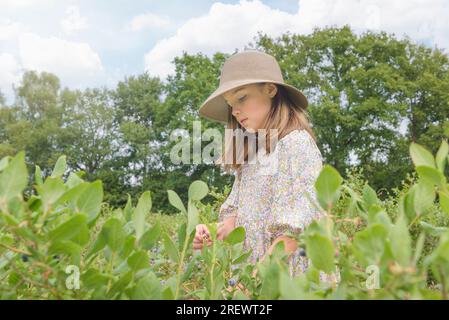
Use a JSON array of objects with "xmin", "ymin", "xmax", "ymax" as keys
[{"xmin": 215, "ymin": 83, "xmax": 317, "ymax": 179}]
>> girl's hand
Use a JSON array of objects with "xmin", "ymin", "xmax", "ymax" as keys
[
  {"xmin": 193, "ymin": 224, "xmax": 212, "ymax": 250},
  {"xmin": 217, "ymin": 217, "xmax": 236, "ymax": 241}
]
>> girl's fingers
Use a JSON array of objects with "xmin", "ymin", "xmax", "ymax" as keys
[{"xmin": 193, "ymin": 237, "xmax": 212, "ymax": 245}]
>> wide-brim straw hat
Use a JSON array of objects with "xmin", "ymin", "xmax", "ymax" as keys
[{"xmin": 198, "ymin": 50, "xmax": 308, "ymax": 124}]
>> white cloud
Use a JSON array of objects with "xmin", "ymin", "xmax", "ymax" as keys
[
  {"xmin": 295, "ymin": 0, "xmax": 449, "ymax": 49},
  {"xmin": 0, "ymin": 19, "xmax": 21, "ymax": 41},
  {"xmin": 60, "ymin": 5, "xmax": 89, "ymax": 35},
  {"xmin": 18, "ymin": 32, "xmax": 103, "ymax": 81},
  {"xmin": 144, "ymin": 0, "xmax": 449, "ymax": 80},
  {"xmin": 0, "ymin": 16, "xmax": 104, "ymax": 102},
  {"xmin": 144, "ymin": 0, "xmax": 298, "ymax": 78},
  {"xmin": 0, "ymin": 53, "xmax": 21, "ymax": 98},
  {"xmin": 127, "ymin": 13, "xmax": 170, "ymax": 32},
  {"xmin": 0, "ymin": 0, "xmax": 53, "ymax": 8}
]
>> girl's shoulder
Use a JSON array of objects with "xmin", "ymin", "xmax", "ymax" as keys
[
  {"xmin": 276, "ymin": 129, "xmax": 323, "ymax": 161},
  {"xmin": 277, "ymin": 129, "xmax": 315, "ymax": 149}
]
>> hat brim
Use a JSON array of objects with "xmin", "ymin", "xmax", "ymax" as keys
[{"xmin": 198, "ymin": 79, "xmax": 308, "ymax": 124}]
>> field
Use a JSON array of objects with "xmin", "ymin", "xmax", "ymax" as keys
[{"xmin": 1, "ymin": 139, "xmax": 449, "ymax": 300}]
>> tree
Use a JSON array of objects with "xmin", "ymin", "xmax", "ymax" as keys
[{"xmin": 253, "ymin": 26, "xmax": 449, "ymax": 194}]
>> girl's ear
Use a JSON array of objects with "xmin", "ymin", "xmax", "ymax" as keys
[{"xmin": 265, "ymin": 83, "xmax": 278, "ymax": 98}]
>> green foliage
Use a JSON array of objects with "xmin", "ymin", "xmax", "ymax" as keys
[
  {"xmin": 1, "ymin": 26, "xmax": 449, "ymax": 299},
  {"xmin": 1, "ymin": 137, "xmax": 449, "ymax": 299},
  {"xmin": 2, "ymin": 27, "xmax": 449, "ymax": 213}
]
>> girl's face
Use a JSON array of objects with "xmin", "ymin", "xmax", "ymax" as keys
[{"xmin": 223, "ymin": 83, "xmax": 277, "ymax": 133}]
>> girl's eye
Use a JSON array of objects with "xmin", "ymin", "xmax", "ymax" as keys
[{"xmin": 238, "ymin": 95, "xmax": 247, "ymax": 102}]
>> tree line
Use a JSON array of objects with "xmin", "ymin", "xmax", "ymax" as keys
[{"xmin": 1, "ymin": 26, "xmax": 448, "ymax": 212}]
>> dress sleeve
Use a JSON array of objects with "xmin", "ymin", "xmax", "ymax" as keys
[
  {"xmin": 267, "ymin": 131, "xmax": 325, "ymax": 243},
  {"xmin": 218, "ymin": 172, "xmax": 240, "ymax": 223}
]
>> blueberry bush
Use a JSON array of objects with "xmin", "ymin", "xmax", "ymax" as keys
[{"xmin": 0, "ymin": 139, "xmax": 448, "ymax": 299}]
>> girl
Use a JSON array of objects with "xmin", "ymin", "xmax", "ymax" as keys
[{"xmin": 193, "ymin": 50, "xmax": 327, "ymax": 279}]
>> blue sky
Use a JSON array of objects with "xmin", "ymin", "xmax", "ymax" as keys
[{"xmin": 1, "ymin": 0, "xmax": 448, "ymax": 103}]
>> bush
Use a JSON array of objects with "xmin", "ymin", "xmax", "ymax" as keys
[{"xmin": 0, "ymin": 138, "xmax": 448, "ymax": 299}]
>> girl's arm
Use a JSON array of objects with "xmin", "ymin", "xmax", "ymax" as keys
[
  {"xmin": 252, "ymin": 235, "xmax": 298, "ymax": 278},
  {"xmin": 217, "ymin": 216, "xmax": 236, "ymax": 240},
  {"xmin": 266, "ymin": 235, "xmax": 298, "ymax": 256}
]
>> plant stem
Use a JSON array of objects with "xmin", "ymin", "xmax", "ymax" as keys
[
  {"xmin": 0, "ymin": 243, "xmax": 30, "ymax": 255},
  {"xmin": 174, "ymin": 232, "xmax": 190, "ymax": 300}
]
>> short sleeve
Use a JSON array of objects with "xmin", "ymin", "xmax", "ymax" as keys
[
  {"xmin": 267, "ymin": 131, "xmax": 324, "ymax": 243},
  {"xmin": 218, "ymin": 172, "xmax": 240, "ymax": 223}
]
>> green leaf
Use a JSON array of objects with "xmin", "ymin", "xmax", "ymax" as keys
[
  {"xmin": 34, "ymin": 165, "xmax": 43, "ymax": 185},
  {"xmin": 187, "ymin": 200, "xmax": 199, "ymax": 237},
  {"xmin": 420, "ymin": 221, "xmax": 448, "ymax": 237},
  {"xmin": 127, "ymin": 251, "xmax": 149, "ymax": 272},
  {"xmin": 49, "ymin": 214, "xmax": 88, "ymax": 243},
  {"xmin": 401, "ymin": 186, "xmax": 416, "ymax": 221},
  {"xmin": 439, "ymin": 191, "xmax": 449, "ymax": 215},
  {"xmin": 367, "ymin": 204, "xmax": 384, "ymax": 225},
  {"xmin": 224, "ymin": 226, "xmax": 246, "ymax": 245},
  {"xmin": 101, "ymin": 218, "xmax": 126, "ymax": 252},
  {"xmin": 55, "ymin": 182, "xmax": 89, "ymax": 207},
  {"xmin": 416, "ymin": 166, "xmax": 446, "ymax": 188},
  {"xmin": 134, "ymin": 191, "xmax": 152, "ymax": 240},
  {"xmin": 0, "ymin": 156, "xmax": 11, "ymax": 171},
  {"xmin": 37, "ymin": 177, "xmax": 67, "ymax": 209},
  {"xmin": 305, "ymin": 233, "xmax": 335, "ymax": 274},
  {"xmin": 167, "ymin": 190, "xmax": 187, "ymax": 214},
  {"xmin": 162, "ymin": 233, "xmax": 179, "ymax": 263},
  {"xmin": 71, "ymin": 223, "xmax": 90, "ymax": 247},
  {"xmin": 139, "ymin": 221, "xmax": 161, "ymax": 250},
  {"xmin": 51, "ymin": 155, "xmax": 67, "ymax": 178},
  {"xmin": 81, "ymin": 268, "xmax": 111, "ymax": 288},
  {"xmin": 0, "ymin": 152, "xmax": 28, "ymax": 202},
  {"xmin": 352, "ymin": 224, "xmax": 388, "ymax": 267},
  {"xmin": 410, "ymin": 142, "xmax": 436, "ymax": 168},
  {"xmin": 414, "ymin": 179, "xmax": 436, "ymax": 216},
  {"xmin": 48, "ymin": 240, "xmax": 82, "ymax": 264},
  {"xmin": 131, "ymin": 272, "xmax": 162, "ymax": 299},
  {"xmin": 232, "ymin": 251, "xmax": 252, "ymax": 264},
  {"xmin": 188, "ymin": 180, "xmax": 209, "ymax": 201},
  {"xmin": 123, "ymin": 194, "xmax": 133, "ymax": 222},
  {"xmin": 178, "ymin": 222, "xmax": 187, "ymax": 251},
  {"xmin": 279, "ymin": 272, "xmax": 307, "ymax": 299},
  {"xmin": 76, "ymin": 180, "xmax": 103, "ymax": 224},
  {"xmin": 120, "ymin": 235, "xmax": 136, "ymax": 259},
  {"xmin": 107, "ymin": 271, "xmax": 133, "ymax": 298},
  {"xmin": 259, "ymin": 262, "xmax": 280, "ymax": 299},
  {"xmin": 413, "ymin": 233, "xmax": 426, "ymax": 266},
  {"xmin": 389, "ymin": 214, "xmax": 412, "ymax": 266},
  {"xmin": 436, "ymin": 140, "xmax": 449, "ymax": 173},
  {"xmin": 362, "ymin": 184, "xmax": 380, "ymax": 210},
  {"xmin": 86, "ymin": 234, "xmax": 106, "ymax": 258},
  {"xmin": 315, "ymin": 165, "xmax": 343, "ymax": 211},
  {"xmin": 66, "ymin": 172, "xmax": 84, "ymax": 189}
]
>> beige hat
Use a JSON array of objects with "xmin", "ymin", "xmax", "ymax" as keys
[{"xmin": 198, "ymin": 50, "xmax": 308, "ymax": 124}]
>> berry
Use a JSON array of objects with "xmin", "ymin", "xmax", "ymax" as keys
[
  {"xmin": 299, "ymin": 248, "xmax": 307, "ymax": 257},
  {"xmin": 21, "ymin": 254, "xmax": 29, "ymax": 262},
  {"xmin": 228, "ymin": 278, "xmax": 237, "ymax": 287}
]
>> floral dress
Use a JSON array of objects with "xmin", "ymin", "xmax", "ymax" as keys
[{"xmin": 218, "ymin": 128, "xmax": 335, "ymax": 280}]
